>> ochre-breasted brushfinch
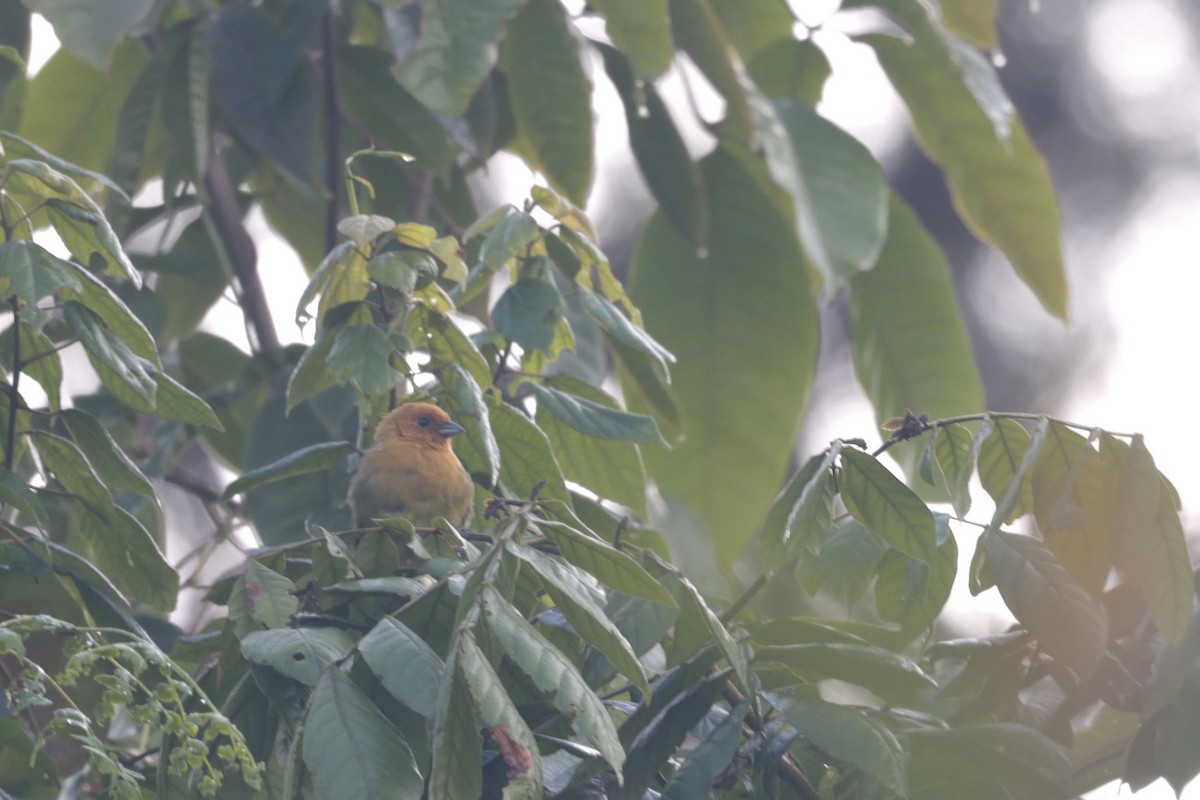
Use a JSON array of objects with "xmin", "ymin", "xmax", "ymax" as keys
[{"xmin": 348, "ymin": 403, "xmax": 474, "ymax": 529}]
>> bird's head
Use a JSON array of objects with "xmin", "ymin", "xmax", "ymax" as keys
[{"xmin": 374, "ymin": 402, "xmax": 465, "ymax": 448}]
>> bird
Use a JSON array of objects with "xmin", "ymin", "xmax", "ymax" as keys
[{"xmin": 347, "ymin": 402, "xmax": 475, "ymax": 529}]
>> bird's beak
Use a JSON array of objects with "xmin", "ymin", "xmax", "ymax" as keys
[{"xmin": 438, "ymin": 420, "xmax": 466, "ymax": 437}]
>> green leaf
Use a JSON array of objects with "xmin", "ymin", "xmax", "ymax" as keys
[
  {"xmin": 221, "ymin": 442, "xmax": 355, "ymax": 501},
  {"xmin": 286, "ymin": 327, "xmax": 338, "ymax": 413},
  {"xmin": 599, "ymin": 43, "xmax": 705, "ymax": 246},
  {"xmin": 57, "ymin": 260, "xmax": 156, "ymax": 362},
  {"xmin": 660, "ymin": 701, "xmax": 746, "ymax": 800},
  {"xmin": 529, "ymin": 382, "xmax": 665, "ymax": 445},
  {"xmin": 770, "ymin": 690, "xmax": 908, "ymax": 796},
  {"xmin": 328, "ymin": 325, "xmax": 406, "ymax": 397},
  {"xmin": 935, "ymin": 421, "xmax": 989, "ymax": 517},
  {"xmin": 616, "ymin": 667, "xmax": 727, "ymax": 799},
  {"xmin": 666, "ymin": 0, "xmax": 753, "ymax": 142},
  {"xmin": 145, "ymin": 366, "xmax": 224, "ymax": 429},
  {"xmin": 983, "ymin": 529, "xmax": 1107, "ymax": 682},
  {"xmin": 338, "ymin": 44, "xmax": 454, "ymax": 174},
  {"xmin": 0, "ymin": 131, "xmax": 129, "ymax": 201},
  {"xmin": 1108, "ymin": 436, "xmax": 1193, "ymax": 644},
  {"xmin": 80, "ymin": 504, "xmax": 177, "ymax": 611},
  {"xmin": 21, "ymin": 0, "xmax": 154, "ymax": 70},
  {"xmin": 840, "ymin": 447, "xmax": 938, "ymax": 565},
  {"xmin": 747, "ymin": 37, "xmax": 830, "ymax": 105},
  {"xmin": 768, "ymin": 100, "xmax": 888, "ymax": 289},
  {"xmin": 60, "ymin": 408, "xmax": 154, "ymax": 499},
  {"xmin": 0, "ymin": 240, "xmax": 81, "ymax": 309},
  {"xmin": 501, "ymin": 0, "xmax": 594, "ymax": 204},
  {"xmin": 510, "ymin": 543, "xmax": 648, "ymax": 695},
  {"xmin": 455, "ymin": 631, "xmax": 543, "ymax": 796},
  {"xmin": 759, "ymin": 447, "xmax": 837, "ymax": 568},
  {"xmin": 535, "ymin": 376, "xmax": 648, "ymax": 514},
  {"xmin": 359, "ymin": 616, "xmax": 445, "ymax": 718},
  {"xmin": 410, "ymin": 304, "xmax": 491, "ymax": 389},
  {"xmin": 757, "ymin": 642, "xmax": 935, "ymax": 699},
  {"xmin": 436, "ymin": 363, "xmax": 500, "ymax": 488},
  {"xmin": 388, "ymin": 0, "xmax": 529, "ymax": 116},
  {"xmin": 428, "ymin": 664, "xmax": 481, "ymax": 799},
  {"xmin": 491, "ymin": 257, "xmax": 568, "ymax": 355},
  {"xmin": 241, "ymin": 627, "xmax": 356, "ymax": 686},
  {"xmin": 535, "ymin": 517, "xmax": 675, "ymax": 606},
  {"xmin": 862, "ymin": 2, "xmax": 1067, "ymax": 317},
  {"xmin": 367, "ymin": 250, "xmax": 437, "ymax": 292},
  {"xmin": 477, "ymin": 211, "xmax": 539, "ymax": 275},
  {"xmin": 0, "ymin": 468, "xmax": 47, "ymax": 528},
  {"xmin": 208, "ymin": 3, "xmax": 322, "ymax": 182},
  {"xmin": 303, "ymin": 669, "xmax": 423, "ymax": 800},
  {"xmin": 705, "ymin": 0, "xmax": 794, "ymax": 63},
  {"xmin": 938, "ymin": 0, "xmax": 1001, "ymax": 51},
  {"xmin": 32, "ymin": 431, "xmax": 111, "ymax": 514},
  {"xmin": 481, "ymin": 586, "xmax": 625, "ymax": 774},
  {"xmin": 848, "ymin": 195, "xmax": 983, "ymax": 434},
  {"xmin": 629, "ymin": 147, "xmax": 818, "ymax": 564},
  {"xmin": 62, "ymin": 300, "xmax": 157, "ymax": 406},
  {"xmin": 591, "ymin": 0, "xmax": 671, "ymax": 79},
  {"xmin": 577, "ymin": 286, "xmax": 674, "ymax": 373},
  {"xmin": 296, "ymin": 241, "xmax": 370, "ymax": 328},
  {"xmin": 486, "ymin": 394, "xmax": 571, "ymax": 505},
  {"xmin": 977, "ymin": 417, "xmax": 1036, "ymax": 522},
  {"xmin": 228, "ymin": 561, "xmax": 299, "ymax": 636},
  {"xmin": 670, "ymin": 571, "xmax": 754, "ymax": 698},
  {"xmin": 796, "ymin": 520, "xmax": 883, "ymax": 604},
  {"xmin": 875, "ymin": 513, "xmax": 957, "ymax": 640}
]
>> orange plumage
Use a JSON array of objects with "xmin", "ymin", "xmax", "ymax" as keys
[{"xmin": 348, "ymin": 403, "xmax": 475, "ymax": 529}]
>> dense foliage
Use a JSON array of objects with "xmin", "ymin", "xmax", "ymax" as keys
[{"xmin": 0, "ymin": 1, "xmax": 1197, "ymax": 799}]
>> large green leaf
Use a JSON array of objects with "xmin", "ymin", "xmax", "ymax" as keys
[
  {"xmin": 629, "ymin": 146, "xmax": 818, "ymax": 563},
  {"xmin": 757, "ymin": 642, "xmax": 935, "ymax": 700},
  {"xmin": 591, "ymin": 0, "xmax": 671, "ymax": 79},
  {"xmin": 208, "ymin": 2, "xmax": 322, "ymax": 183},
  {"xmin": 80, "ymin": 504, "xmax": 177, "ymax": 611},
  {"xmin": 535, "ymin": 518, "xmax": 675, "ymax": 606},
  {"xmin": 455, "ymin": 631, "xmax": 543, "ymax": 797},
  {"xmin": 303, "ymin": 669, "xmax": 423, "ymax": 800},
  {"xmin": 510, "ymin": 542, "xmax": 648, "ymax": 694},
  {"xmin": 770, "ymin": 690, "xmax": 908, "ymax": 796},
  {"xmin": 60, "ymin": 408, "xmax": 154, "ymax": 499},
  {"xmin": 848, "ymin": 195, "xmax": 983, "ymax": 429},
  {"xmin": 228, "ymin": 561, "xmax": 299, "ymax": 636},
  {"xmin": 861, "ymin": 1, "xmax": 1067, "ymax": 317},
  {"xmin": 21, "ymin": 0, "xmax": 154, "ymax": 70},
  {"xmin": 769, "ymin": 100, "xmax": 888, "ymax": 289},
  {"xmin": 17, "ymin": 37, "xmax": 148, "ymax": 171},
  {"xmin": 840, "ymin": 447, "xmax": 938, "ymax": 565},
  {"xmin": 428, "ymin": 643, "xmax": 482, "ymax": 800},
  {"xmin": 977, "ymin": 416, "xmax": 1036, "ymax": 523},
  {"xmin": 501, "ymin": 0, "xmax": 594, "ymax": 204},
  {"xmin": 875, "ymin": 513, "xmax": 957, "ymax": 640},
  {"xmin": 480, "ymin": 586, "xmax": 624, "ymax": 773},
  {"xmin": 600, "ymin": 44, "xmax": 705, "ymax": 245},
  {"xmin": 984, "ymin": 529, "xmax": 1107, "ymax": 682},
  {"xmin": 387, "ymin": 0, "xmax": 528, "ymax": 116},
  {"xmin": 666, "ymin": 0, "xmax": 752, "ymax": 141},
  {"xmin": 0, "ymin": 240, "xmax": 81, "ymax": 309},
  {"xmin": 705, "ymin": 0, "xmax": 794, "ymax": 64},
  {"xmin": 1107, "ymin": 436, "xmax": 1193, "ymax": 644},
  {"xmin": 534, "ymin": 377, "xmax": 649, "ymax": 514},
  {"xmin": 759, "ymin": 448, "xmax": 837, "ymax": 567},
  {"xmin": 938, "ymin": 0, "xmax": 1001, "ymax": 50},
  {"xmin": 359, "ymin": 616, "xmax": 445, "ymax": 717},
  {"xmin": 240, "ymin": 627, "xmax": 356, "ymax": 686},
  {"xmin": 660, "ymin": 701, "xmax": 745, "ymax": 800},
  {"xmin": 486, "ymin": 394, "xmax": 570, "ymax": 504}
]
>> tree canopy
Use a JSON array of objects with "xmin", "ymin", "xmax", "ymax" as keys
[{"xmin": 0, "ymin": 1, "xmax": 1197, "ymax": 798}]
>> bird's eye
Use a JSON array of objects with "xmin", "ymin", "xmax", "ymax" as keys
[{"xmin": 417, "ymin": 417, "xmax": 431, "ymax": 427}]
